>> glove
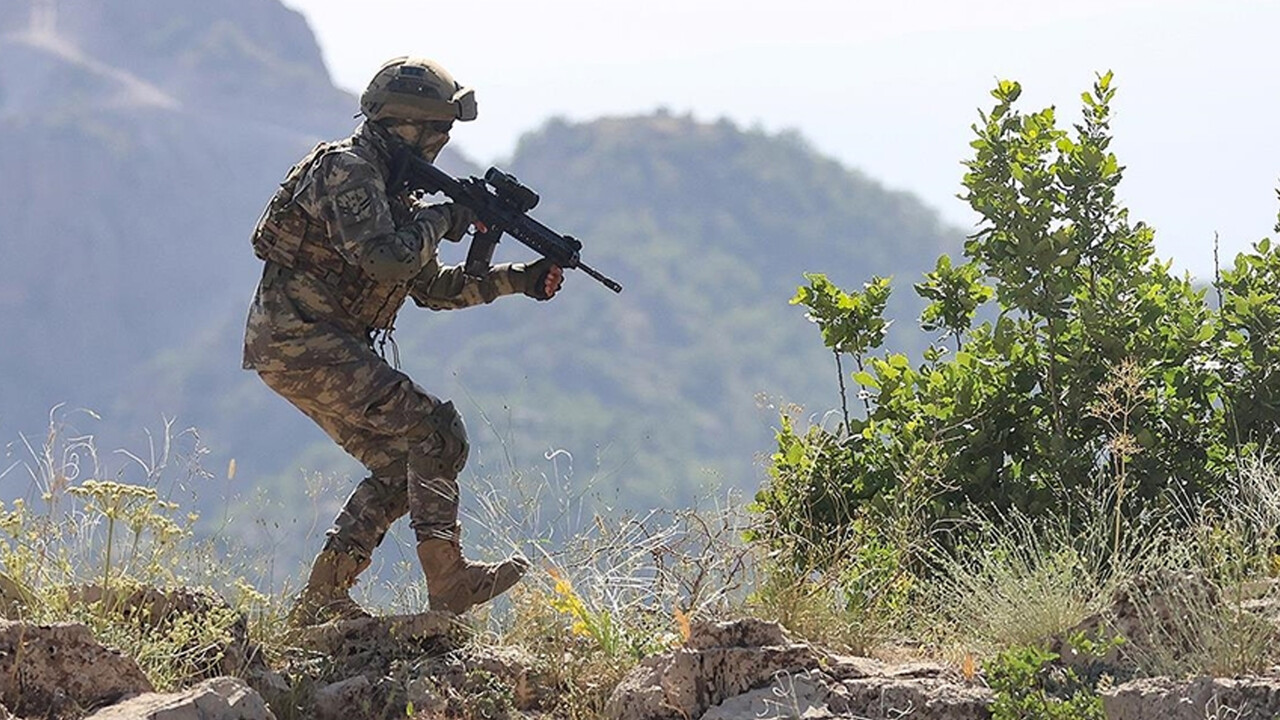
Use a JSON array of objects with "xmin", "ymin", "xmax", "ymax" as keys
[
  {"xmin": 441, "ymin": 203, "xmax": 476, "ymax": 242},
  {"xmin": 519, "ymin": 258, "xmax": 563, "ymax": 300},
  {"xmin": 413, "ymin": 202, "xmax": 475, "ymax": 243}
]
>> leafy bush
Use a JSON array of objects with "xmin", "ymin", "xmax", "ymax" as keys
[
  {"xmin": 985, "ymin": 644, "xmax": 1105, "ymax": 720},
  {"xmin": 753, "ymin": 73, "xmax": 1280, "ymax": 573}
]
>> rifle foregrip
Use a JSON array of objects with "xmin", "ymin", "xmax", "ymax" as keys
[{"xmin": 464, "ymin": 227, "xmax": 500, "ymax": 280}]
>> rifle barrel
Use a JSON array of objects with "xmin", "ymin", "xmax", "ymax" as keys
[{"xmin": 579, "ymin": 262, "xmax": 623, "ymax": 293}]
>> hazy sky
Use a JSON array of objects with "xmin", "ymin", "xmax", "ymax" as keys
[{"xmin": 283, "ymin": 0, "xmax": 1278, "ymax": 278}]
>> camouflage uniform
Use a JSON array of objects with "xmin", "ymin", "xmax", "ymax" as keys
[{"xmin": 244, "ymin": 120, "xmax": 535, "ymax": 603}]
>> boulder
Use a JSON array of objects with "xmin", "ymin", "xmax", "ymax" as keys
[
  {"xmin": 0, "ymin": 619, "xmax": 153, "ymax": 716},
  {"xmin": 1103, "ymin": 676, "xmax": 1280, "ymax": 720},
  {"xmin": 405, "ymin": 644, "xmax": 555, "ymax": 714},
  {"xmin": 83, "ymin": 676, "xmax": 274, "ymax": 720},
  {"xmin": 701, "ymin": 656, "xmax": 992, "ymax": 720},
  {"xmin": 605, "ymin": 619, "xmax": 822, "ymax": 720},
  {"xmin": 607, "ymin": 620, "xmax": 992, "ymax": 720},
  {"xmin": 312, "ymin": 676, "xmax": 375, "ymax": 720},
  {"xmin": 290, "ymin": 612, "xmax": 456, "ymax": 658}
]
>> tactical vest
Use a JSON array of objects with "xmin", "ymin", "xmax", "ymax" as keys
[{"xmin": 251, "ymin": 140, "xmax": 409, "ymax": 332}]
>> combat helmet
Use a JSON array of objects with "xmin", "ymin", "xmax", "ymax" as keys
[{"xmin": 360, "ymin": 56, "xmax": 477, "ymax": 123}]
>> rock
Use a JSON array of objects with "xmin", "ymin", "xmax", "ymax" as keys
[
  {"xmin": 403, "ymin": 644, "xmax": 554, "ymax": 714},
  {"xmin": 702, "ymin": 656, "xmax": 991, "ymax": 720},
  {"xmin": 1103, "ymin": 676, "xmax": 1280, "ymax": 720},
  {"xmin": 291, "ymin": 612, "xmax": 456, "ymax": 657},
  {"xmin": 313, "ymin": 676, "xmax": 374, "ymax": 720},
  {"xmin": 0, "ymin": 619, "xmax": 153, "ymax": 716},
  {"xmin": 464, "ymin": 645, "xmax": 548, "ymax": 710},
  {"xmin": 821, "ymin": 654, "xmax": 886, "ymax": 680},
  {"xmin": 269, "ymin": 613, "xmax": 466, "ymax": 720},
  {"xmin": 607, "ymin": 620, "xmax": 993, "ymax": 720},
  {"xmin": 68, "ymin": 584, "xmax": 233, "ymax": 623},
  {"xmin": 1058, "ymin": 568, "xmax": 1221, "ymax": 676},
  {"xmin": 685, "ymin": 617, "xmax": 790, "ymax": 650},
  {"xmin": 0, "ymin": 701, "xmax": 13, "ymax": 719},
  {"xmin": 243, "ymin": 666, "xmax": 292, "ymax": 712},
  {"xmin": 606, "ymin": 619, "xmax": 819, "ymax": 720},
  {"xmin": 405, "ymin": 676, "xmax": 450, "ymax": 718},
  {"xmin": 83, "ymin": 676, "xmax": 275, "ymax": 720},
  {"xmin": 832, "ymin": 673, "xmax": 992, "ymax": 720},
  {"xmin": 700, "ymin": 671, "xmax": 831, "ymax": 720}
]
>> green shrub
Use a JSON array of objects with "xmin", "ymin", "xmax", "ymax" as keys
[
  {"xmin": 753, "ymin": 72, "xmax": 1280, "ymax": 572},
  {"xmin": 986, "ymin": 644, "xmax": 1105, "ymax": 720}
]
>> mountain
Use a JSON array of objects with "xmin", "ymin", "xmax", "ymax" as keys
[
  {"xmin": 0, "ymin": 0, "xmax": 343, "ymax": 440},
  {"xmin": 0, "ymin": 0, "xmax": 963, "ymax": 525}
]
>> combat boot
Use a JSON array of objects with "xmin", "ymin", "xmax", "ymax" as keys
[
  {"xmin": 287, "ymin": 549, "xmax": 372, "ymax": 627},
  {"xmin": 416, "ymin": 539, "xmax": 529, "ymax": 614}
]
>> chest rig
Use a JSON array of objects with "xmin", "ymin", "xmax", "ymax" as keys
[{"xmin": 251, "ymin": 138, "xmax": 412, "ymax": 333}]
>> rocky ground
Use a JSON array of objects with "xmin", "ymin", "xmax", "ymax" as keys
[{"xmin": 4, "ymin": 584, "xmax": 1280, "ymax": 719}]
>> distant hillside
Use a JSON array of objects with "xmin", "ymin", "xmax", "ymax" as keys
[
  {"xmin": 0, "ymin": 0, "xmax": 341, "ymax": 438},
  {"xmin": 0, "ymin": 0, "xmax": 963, "ymax": 525}
]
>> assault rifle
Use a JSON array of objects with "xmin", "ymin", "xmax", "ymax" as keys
[{"xmin": 391, "ymin": 151, "xmax": 623, "ymax": 294}]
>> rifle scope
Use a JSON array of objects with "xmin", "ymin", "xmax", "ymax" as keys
[{"xmin": 485, "ymin": 168, "xmax": 539, "ymax": 213}]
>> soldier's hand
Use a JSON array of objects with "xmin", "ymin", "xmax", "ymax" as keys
[
  {"xmin": 522, "ymin": 258, "xmax": 564, "ymax": 301},
  {"xmin": 440, "ymin": 203, "xmax": 476, "ymax": 243},
  {"xmin": 413, "ymin": 202, "xmax": 475, "ymax": 243}
]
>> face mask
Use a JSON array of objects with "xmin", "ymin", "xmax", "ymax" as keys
[
  {"xmin": 387, "ymin": 121, "xmax": 450, "ymax": 162},
  {"xmin": 415, "ymin": 131, "xmax": 449, "ymax": 162}
]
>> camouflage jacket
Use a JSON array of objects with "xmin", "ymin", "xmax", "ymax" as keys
[{"xmin": 243, "ymin": 122, "xmax": 530, "ymax": 372}]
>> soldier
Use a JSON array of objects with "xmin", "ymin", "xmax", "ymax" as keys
[{"xmin": 243, "ymin": 56, "xmax": 563, "ymax": 626}]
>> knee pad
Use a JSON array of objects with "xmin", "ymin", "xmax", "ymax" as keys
[{"xmin": 416, "ymin": 400, "xmax": 469, "ymax": 476}]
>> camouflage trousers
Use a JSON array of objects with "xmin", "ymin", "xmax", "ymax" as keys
[{"xmin": 258, "ymin": 351, "xmax": 468, "ymax": 562}]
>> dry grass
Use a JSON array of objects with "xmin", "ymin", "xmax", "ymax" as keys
[
  {"xmin": 924, "ymin": 508, "xmax": 1117, "ymax": 655},
  {"xmin": 453, "ymin": 470, "xmax": 759, "ymax": 719},
  {"xmin": 0, "ymin": 409, "xmax": 270, "ymax": 690},
  {"xmin": 1115, "ymin": 457, "xmax": 1280, "ymax": 676}
]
